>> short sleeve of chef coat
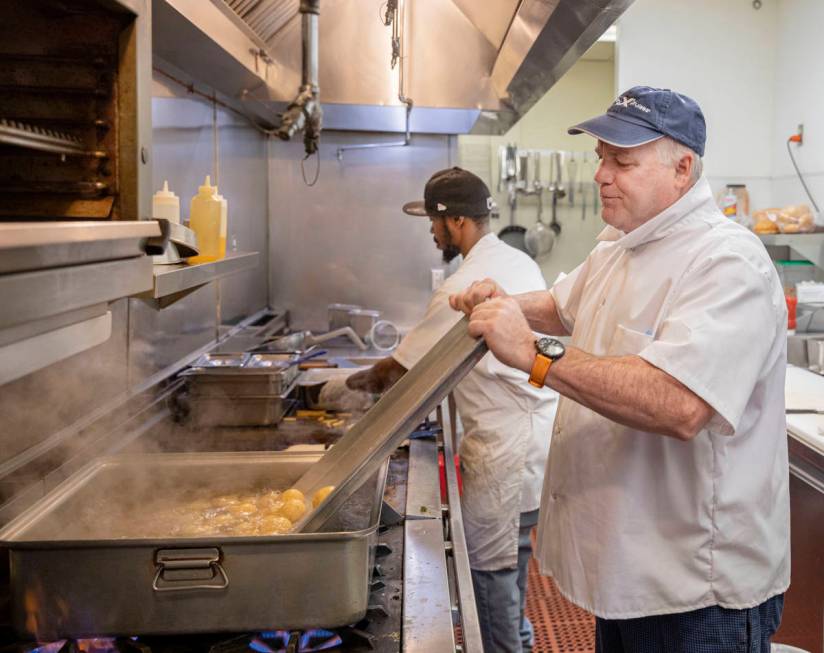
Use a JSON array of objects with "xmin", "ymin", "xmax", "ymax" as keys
[
  {"xmin": 392, "ymin": 288, "xmax": 461, "ymax": 370},
  {"xmin": 549, "ymin": 258, "xmax": 590, "ymax": 335},
  {"xmin": 638, "ymin": 250, "xmax": 782, "ymax": 436}
]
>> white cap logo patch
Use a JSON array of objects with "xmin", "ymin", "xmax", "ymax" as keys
[
  {"xmin": 437, "ymin": 203, "xmax": 447, "ymax": 212},
  {"xmin": 614, "ymin": 96, "xmax": 651, "ymax": 113},
  {"xmin": 487, "ymin": 196, "xmax": 495, "ymax": 210}
]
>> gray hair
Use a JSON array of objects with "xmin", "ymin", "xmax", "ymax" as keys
[{"xmin": 655, "ymin": 137, "xmax": 703, "ymax": 183}]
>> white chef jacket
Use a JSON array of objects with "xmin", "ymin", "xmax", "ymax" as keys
[
  {"xmin": 535, "ymin": 178, "xmax": 791, "ymax": 618},
  {"xmin": 394, "ymin": 233, "xmax": 557, "ymax": 571}
]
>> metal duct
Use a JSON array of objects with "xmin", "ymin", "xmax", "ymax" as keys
[
  {"xmin": 275, "ymin": 0, "xmax": 321, "ymax": 155},
  {"xmin": 157, "ymin": 0, "xmax": 635, "ymax": 134}
]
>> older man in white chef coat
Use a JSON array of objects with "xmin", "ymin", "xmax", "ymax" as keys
[
  {"xmin": 450, "ymin": 87, "xmax": 790, "ymax": 653},
  {"xmin": 346, "ymin": 167, "xmax": 557, "ymax": 652}
]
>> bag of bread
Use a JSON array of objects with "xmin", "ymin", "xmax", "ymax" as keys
[
  {"xmin": 752, "ymin": 208, "xmax": 780, "ymax": 234},
  {"xmin": 776, "ymin": 204, "xmax": 814, "ymax": 234}
]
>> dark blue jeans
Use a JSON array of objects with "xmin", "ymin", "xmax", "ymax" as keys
[
  {"xmin": 595, "ymin": 594, "xmax": 784, "ymax": 653},
  {"xmin": 471, "ymin": 510, "xmax": 539, "ymax": 653}
]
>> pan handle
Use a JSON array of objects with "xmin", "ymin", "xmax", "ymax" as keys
[{"xmin": 153, "ymin": 548, "xmax": 230, "ymax": 592}]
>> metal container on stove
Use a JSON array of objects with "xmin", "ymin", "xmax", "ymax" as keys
[
  {"xmin": 0, "ymin": 452, "xmax": 388, "ymax": 639},
  {"xmin": 327, "ymin": 303, "xmax": 361, "ymax": 331},
  {"xmin": 182, "ymin": 353, "xmax": 301, "ymax": 397}
]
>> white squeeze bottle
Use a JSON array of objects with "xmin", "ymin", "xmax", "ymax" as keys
[
  {"xmin": 187, "ymin": 175, "xmax": 222, "ymax": 264},
  {"xmin": 213, "ymin": 185, "xmax": 228, "ymax": 258},
  {"xmin": 152, "ymin": 180, "xmax": 180, "ymax": 223}
]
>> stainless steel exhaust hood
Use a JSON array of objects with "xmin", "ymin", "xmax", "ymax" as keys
[{"xmin": 153, "ymin": 0, "xmax": 634, "ymax": 134}]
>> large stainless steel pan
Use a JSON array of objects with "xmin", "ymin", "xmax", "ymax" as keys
[{"xmin": 0, "ymin": 452, "xmax": 388, "ymax": 639}]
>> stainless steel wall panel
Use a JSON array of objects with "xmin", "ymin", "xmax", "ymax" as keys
[
  {"xmin": 129, "ymin": 75, "xmax": 270, "ymax": 386},
  {"xmin": 0, "ymin": 299, "xmax": 129, "ymax": 468},
  {"xmin": 267, "ymin": 132, "xmax": 454, "ymax": 331},
  {"xmin": 215, "ymin": 108, "xmax": 269, "ymax": 324},
  {"xmin": 150, "ymin": 94, "xmax": 216, "ymax": 207},
  {"xmin": 128, "ymin": 285, "xmax": 218, "ymax": 385}
]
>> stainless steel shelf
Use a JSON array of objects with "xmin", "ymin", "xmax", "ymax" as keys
[
  {"xmin": 759, "ymin": 233, "xmax": 824, "ymax": 269},
  {"xmin": 0, "ymin": 257, "xmax": 154, "ymax": 332},
  {"xmin": 0, "ymin": 221, "xmax": 162, "ymax": 274},
  {"xmin": 0, "ymin": 221, "xmax": 162, "ymax": 356},
  {"xmin": 142, "ymin": 251, "xmax": 259, "ymax": 308}
]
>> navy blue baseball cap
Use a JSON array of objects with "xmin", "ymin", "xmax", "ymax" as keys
[{"xmin": 568, "ymin": 86, "xmax": 706, "ymax": 157}]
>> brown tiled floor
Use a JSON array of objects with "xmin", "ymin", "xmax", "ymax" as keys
[{"xmin": 525, "ymin": 544, "xmax": 595, "ymax": 653}]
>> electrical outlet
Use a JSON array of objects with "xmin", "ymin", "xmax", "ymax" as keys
[
  {"xmin": 431, "ymin": 268, "xmax": 445, "ymax": 291},
  {"xmin": 797, "ymin": 123, "xmax": 804, "ymax": 145}
]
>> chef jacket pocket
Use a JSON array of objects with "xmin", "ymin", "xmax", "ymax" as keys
[{"xmin": 608, "ymin": 324, "xmax": 654, "ymax": 357}]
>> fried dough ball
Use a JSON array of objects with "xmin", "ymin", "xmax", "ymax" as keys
[
  {"xmin": 227, "ymin": 502, "xmax": 257, "ymax": 516},
  {"xmin": 258, "ymin": 515, "xmax": 292, "ymax": 535},
  {"xmin": 278, "ymin": 499, "xmax": 306, "ymax": 522},
  {"xmin": 281, "ymin": 488, "xmax": 304, "ymax": 503},
  {"xmin": 312, "ymin": 486, "xmax": 335, "ymax": 508}
]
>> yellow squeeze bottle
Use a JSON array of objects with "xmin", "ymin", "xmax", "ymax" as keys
[
  {"xmin": 213, "ymin": 185, "xmax": 228, "ymax": 258},
  {"xmin": 187, "ymin": 175, "xmax": 222, "ymax": 264}
]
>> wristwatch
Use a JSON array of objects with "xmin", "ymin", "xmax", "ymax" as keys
[{"xmin": 528, "ymin": 337, "xmax": 566, "ymax": 388}]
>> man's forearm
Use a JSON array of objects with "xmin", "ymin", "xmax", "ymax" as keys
[
  {"xmin": 545, "ymin": 347, "xmax": 712, "ymax": 440},
  {"xmin": 514, "ymin": 291, "xmax": 569, "ymax": 336}
]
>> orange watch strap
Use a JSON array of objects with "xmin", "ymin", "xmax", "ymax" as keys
[{"xmin": 528, "ymin": 353, "xmax": 552, "ymax": 388}]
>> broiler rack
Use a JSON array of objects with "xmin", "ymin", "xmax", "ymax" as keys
[{"xmin": 0, "ymin": 118, "xmax": 106, "ymax": 158}]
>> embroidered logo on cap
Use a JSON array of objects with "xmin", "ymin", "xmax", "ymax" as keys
[
  {"xmin": 486, "ymin": 197, "xmax": 494, "ymax": 210},
  {"xmin": 437, "ymin": 203, "xmax": 447, "ymax": 211},
  {"xmin": 614, "ymin": 96, "xmax": 651, "ymax": 113}
]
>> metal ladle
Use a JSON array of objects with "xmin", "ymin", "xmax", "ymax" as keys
[{"xmin": 524, "ymin": 153, "xmax": 555, "ymax": 259}]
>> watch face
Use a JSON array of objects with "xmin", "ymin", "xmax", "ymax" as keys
[{"xmin": 536, "ymin": 337, "xmax": 565, "ymax": 359}]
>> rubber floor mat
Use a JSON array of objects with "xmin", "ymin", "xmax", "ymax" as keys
[{"xmin": 526, "ymin": 533, "xmax": 595, "ymax": 653}]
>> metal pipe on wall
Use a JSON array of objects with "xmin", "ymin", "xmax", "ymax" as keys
[
  {"xmin": 276, "ymin": 0, "xmax": 322, "ymax": 156},
  {"xmin": 336, "ymin": 0, "xmax": 413, "ymax": 161}
]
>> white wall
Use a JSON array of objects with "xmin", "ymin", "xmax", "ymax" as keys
[
  {"xmin": 616, "ymin": 0, "xmax": 777, "ymax": 210},
  {"xmin": 458, "ymin": 54, "xmax": 616, "ymax": 284},
  {"xmin": 771, "ymin": 0, "xmax": 824, "ymax": 211}
]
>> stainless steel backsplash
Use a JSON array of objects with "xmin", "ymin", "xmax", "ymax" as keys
[{"xmin": 267, "ymin": 131, "xmax": 456, "ymax": 332}]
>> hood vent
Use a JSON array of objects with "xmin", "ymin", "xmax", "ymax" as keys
[{"xmin": 155, "ymin": 0, "xmax": 635, "ymax": 134}]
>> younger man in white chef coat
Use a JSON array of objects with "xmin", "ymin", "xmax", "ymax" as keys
[{"xmin": 347, "ymin": 167, "xmax": 557, "ymax": 652}]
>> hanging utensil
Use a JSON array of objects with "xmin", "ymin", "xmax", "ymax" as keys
[
  {"xmin": 497, "ymin": 145, "xmax": 507, "ymax": 193},
  {"xmin": 498, "ymin": 190, "xmax": 529, "ymax": 255},
  {"xmin": 567, "ymin": 153, "xmax": 577, "ymax": 206},
  {"xmin": 525, "ymin": 184, "xmax": 555, "ymax": 259},
  {"xmin": 531, "ymin": 151, "xmax": 543, "ymax": 193},
  {"xmin": 554, "ymin": 151, "xmax": 566, "ymax": 200},
  {"xmin": 517, "ymin": 151, "xmax": 530, "ymax": 190},
  {"xmin": 549, "ymin": 151, "xmax": 563, "ymax": 235},
  {"xmin": 497, "ymin": 145, "xmax": 530, "ymax": 255}
]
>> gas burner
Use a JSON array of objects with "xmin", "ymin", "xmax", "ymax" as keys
[
  {"xmin": 14, "ymin": 639, "xmax": 150, "ymax": 653},
  {"xmin": 206, "ymin": 626, "xmax": 374, "ymax": 653}
]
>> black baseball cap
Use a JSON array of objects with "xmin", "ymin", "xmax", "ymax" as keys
[
  {"xmin": 402, "ymin": 167, "xmax": 496, "ymax": 218},
  {"xmin": 568, "ymin": 86, "xmax": 706, "ymax": 157}
]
